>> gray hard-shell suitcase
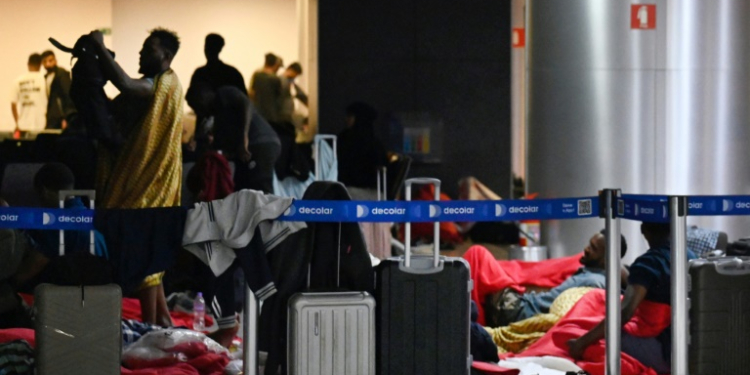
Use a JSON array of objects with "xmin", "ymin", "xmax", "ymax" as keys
[
  {"xmin": 288, "ymin": 292, "xmax": 376, "ymax": 374},
  {"xmin": 375, "ymin": 178, "xmax": 472, "ymax": 375},
  {"xmin": 688, "ymin": 257, "xmax": 750, "ymax": 375},
  {"xmin": 288, "ymin": 220, "xmax": 376, "ymax": 375},
  {"xmin": 35, "ymin": 190, "xmax": 122, "ymax": 375}
]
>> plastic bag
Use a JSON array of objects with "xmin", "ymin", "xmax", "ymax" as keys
[{"xmin": 122, "ymin": 329, "xmax": 229, "ymax": 369}]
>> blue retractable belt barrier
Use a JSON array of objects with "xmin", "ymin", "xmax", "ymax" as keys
[
  {"xmin": 277, "ymin": 196, "xmax": 600, "ymax": 223},
  {"xmin": 618, "ymin": 196, "xmax": 669, "ymax": 222},
  {"xmin": 0, "ymin": 196, "xmax": 599, "ymax": 229},
  {"xmin": 0, "ymin": 207, "xmax": 94, "ymax": 230},
  {"xmin": 686, "ymin": 195, "xmax": 750, "ymax": 216}
]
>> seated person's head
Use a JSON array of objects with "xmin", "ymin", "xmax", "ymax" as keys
[
  {"xmin": 0, "ymin": 196, "xmax": 8, "ymax": 207},
  {"xmin": 641, "ymin": 221, "xmax": 670, "ymax": 246},
  {"xmin": 185, "ymin": 80, "xmax": 215, "ymax": 118},
  {"xmin": 33, "ymin": 163, "xmax": 75, "ymax": 208},
  {"xmin": 580, "ymin": 229, "xmax": 628, "ymax": 268}
]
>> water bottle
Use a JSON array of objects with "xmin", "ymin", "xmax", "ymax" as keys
[{"xmin": 193, "ymin": 292, "xmax": 206, "ymax": 332}]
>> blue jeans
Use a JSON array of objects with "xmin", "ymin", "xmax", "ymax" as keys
[{"xmin": 621, "ymin": 332, "xmax": 671, "ymax": 374}]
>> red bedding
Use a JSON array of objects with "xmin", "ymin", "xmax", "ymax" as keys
[
  {"xmin": 463, "ymin": 245, "xmax": 583, "ymax": 325},
  {"xmin": 511, "ymin": 289, "xmax": 671, "ymax": 375},
  {"xmin": 19, "ymin": 294, "xmax": 214, "ymax": 329},
  {"xmin": 10, "ymin": 296, "xmax": 224, "ymax": 375}
]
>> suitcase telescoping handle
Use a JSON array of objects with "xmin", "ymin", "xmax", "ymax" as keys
[
  {"xmin": 58, "ymin": 190, "xmax": 96, "ymax": 257},
  {"xmin": 404, "ymin": 177, "xmax": 441, "ymax": 269},
  {"xmin": 377, "ymin": 166, "xmax": 387, "ymax": 201}
]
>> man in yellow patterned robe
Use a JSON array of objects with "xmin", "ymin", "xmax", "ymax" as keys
[{"xmin": 90, "ymin": 29, "xmax": 182, "ymax": 327}]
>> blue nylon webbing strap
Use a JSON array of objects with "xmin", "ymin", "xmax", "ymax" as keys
[
  {"xmin": 685, "ymin": 195, "xmax": 750, "ymax": 216},
  {"xmin": 5, "ymin": 194, "xmax": 750, "ymax": 230},
  {"xmin": 0, "ymin": 197, "xmax": 599, "ymax": 229},
  {"xmin": 0, "ymin": 207, "xmax": 94, "ymax": 230},
  {"xmin": 276, "ymin": 197, "xmax": 600, "ymax": 222},
  {"xmin": 618, "ymin": 196, "xmax": 669, "ymax": 222}
]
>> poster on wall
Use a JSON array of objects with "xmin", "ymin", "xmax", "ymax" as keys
[{"xmin": 388, "ymin": 112, "xmax": 443, "ymax": 164}]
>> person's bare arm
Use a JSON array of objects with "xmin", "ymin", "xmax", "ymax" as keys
[
  {"xmin": 11, "ymin": 103, "xmax": 18, "ymax": 129},
  {"xmin": 11, "ymin": 249, "xmax": 49, "ymax": 288},
  {"xmin": 567, "ymin": 284, "xmax": 648, "ymax": 359},
  {"xmin": 89, "ymin": 31, "xmax": 153, "ymax": 98}
]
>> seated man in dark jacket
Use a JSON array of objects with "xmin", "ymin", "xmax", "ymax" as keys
[{"xmin": 567, "ymin": 222, "xmax": 696, "ymax": 374}]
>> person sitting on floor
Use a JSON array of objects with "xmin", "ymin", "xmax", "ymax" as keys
[
  {"xmin": 0, "ymin": 196, "xmax": 37, "ymax": 328},
  {"xmin": 19, "ymin": 163, "xmax": 109, "ymax": 290},
  {"xmin": 567, "ymin": 222, "xmax": 696, "ymax": 374},
  {"xmin": 482, "ymin": 229, "xmax": 628, "ymax": 327}
]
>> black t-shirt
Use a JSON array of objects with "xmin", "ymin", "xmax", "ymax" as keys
[
  {"xmin": 628, "ymin": 242, "xmax": 696, "ymax": 360},
  {"xmin": 190, "ymin": 61, "xmax": 246, "ymax": 95}
]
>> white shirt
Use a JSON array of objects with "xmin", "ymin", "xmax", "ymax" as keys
[{"xmin": 11, "ymin": 71, "xmax": 47, "ymax": 131}]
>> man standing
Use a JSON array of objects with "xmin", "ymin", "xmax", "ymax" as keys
[
  {"xmin": 248, "ymin": 53, "xmax": 283, "ymax": 123},
  {"xmin": 188, "ymin": 34, "xmax": 246, "ymax": 154},
  {"xmin": 10, "ymin": 53, "xmax": 47, "ymax": 133},
  {"xmin": 89, "ymin": 28, "xmax": 184, "ymax": 327},
  {"xmin": 189, "ymin": 33, "xmax": 245, "ymax": 94},
  {"xmin": 279, "ymin": 62, "xmax": 308, "ymax": 125},
  {"xmin": 41, "ymin": 50, "xmax": 75, "ymax": 130}
]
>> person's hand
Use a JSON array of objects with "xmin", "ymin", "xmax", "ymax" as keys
[
  {"xmin": 237, "ymin": 146, "xmax": 252, "ymax": 164},
  {"xmin": 567, "ymin": 338, "xmax": 586, "ymax": 360},
  {"xmin": 89, "ymin": 30, "xmax": 105, "ymax": 46},
  {"xmin": 61, "ymin": 119, "xmax": 68, "ymax": 130}
]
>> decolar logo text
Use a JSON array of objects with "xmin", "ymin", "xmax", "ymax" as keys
[
  {"xmin": 443, "ymin": 206, "xmax": 475, "ymax": 215},
  {"xmin": 58, "ymin": 215, "xmax": 93, "ymax": 223},
  {"xmin": 43, "ymin": 213, "xmax": 93, "ymax": 225},
  {"xmin": 509, "ymin": 205, "xmax": 539, "ymax": 214},
  {"xmin": 688, "ymin": 202, "xmax": 702, "ymax": 209},
  {"xmin": 366, "ymin": 206, "xmax": 406, "ymax": 217},
  {"xmin": 0, "ymin": 214, "xmax": 19, "ymax": 222},
  {"xmin": 298, "ymin": 206, "xmax": 333, "ymax": 215}
]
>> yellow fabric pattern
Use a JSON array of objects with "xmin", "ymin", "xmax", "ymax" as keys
[
  {"xmin": 138, "ymin": 271, "xmax": 165, "ymax": 290},
  {"xmin": 486, "ymin": 287, "xmax": 594, "ymax": 354},
  {"xmin": 97, "ymin": 69, "xmax": 183, "ymax": 209}
]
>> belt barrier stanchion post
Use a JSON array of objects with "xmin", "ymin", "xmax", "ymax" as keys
[
  {"xmin": 600, "ymin": 189, "xmax": 622, "ymax": 375},
  {"xmin": 242, "ymin": 286, "xmax": 258, "ymax": 375},
  {"xmin": 670, "ymin": 196, "xmax": 688, "ymax": 375}
]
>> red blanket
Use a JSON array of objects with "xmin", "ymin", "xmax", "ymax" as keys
[
  {"xmin": 20, "ymin": 294, "xmax": 213, "ymax": 329},
  {"xmin": 463, "ymin": 245, "xmax": 583, "ymax": 324},
  {"xmin": 121, "ymin": 297, "xmax": 214, "ymax": 329},
  {"xmin": 12, "ymin": 296, "xmax": 223, "ymax": 375},
  {"xmin": 512, "ymin": 289, "xmax": 671, "ymax": 375}
]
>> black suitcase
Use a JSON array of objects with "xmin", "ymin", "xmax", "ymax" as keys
[
  {"xmin": 375, "ymin": 178, "xmax": 472, "ymax": 375},
  {"xmin": 688, "ymin": 257, "xmax": 750, "ymax": 375}
]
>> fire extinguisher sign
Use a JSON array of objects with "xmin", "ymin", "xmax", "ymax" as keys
[{"xmin": 631, "ymin": 4, "xmax": 656, "ymax": 30}]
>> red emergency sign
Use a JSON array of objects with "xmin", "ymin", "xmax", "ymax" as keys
[
  {"xmin": 512, "ymin": 28, "xmax": 525, "ymax": 48},
  {"xmin": 631, "ymin": 4, "xmax": 656, "ymax": 30}
]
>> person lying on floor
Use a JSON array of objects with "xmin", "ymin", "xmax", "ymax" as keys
[
  {"xmin": 567, "ymin": 222, "xmax": 696, "ymax": 374},
  {"xmin": 482, "ymin": 229, "xmax": 628, "ymax": 327}
]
